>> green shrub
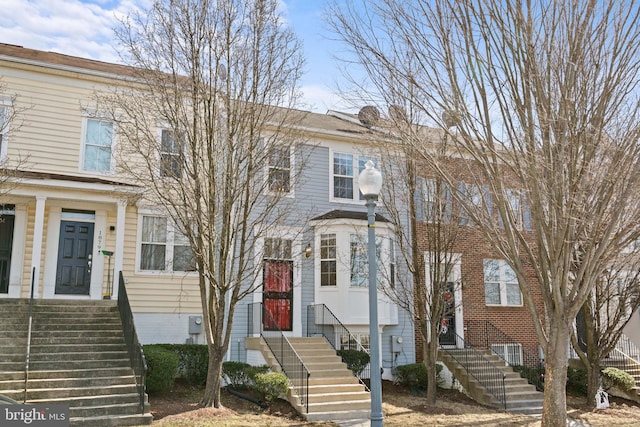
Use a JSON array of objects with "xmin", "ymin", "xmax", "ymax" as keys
[
  {"xmin": 253, "ymin": 372, "xmax": 289, "ymax": 403},
  {"xmin": 602, "ymin": 367, "xmax": 636, "ymax": 391},
  {"xmin": 393, "ymin": 363, "xmax": 442, "ymax": 390},
  {"xmin": 246, "ymin": 365, "xmax": 270, "ymax": 383},
  {"xmin": 566, "ymin": 367, "xmax": 587, "ymax": 396},
  {"xmin": 337, "ymin": 349, "xmax": 370, "ymax": 376},
  {"xmin": 144, "ymin": 345, "xmax": 179, "ymax": 393},
  {"xmin": 158, "ymin": 344, "xmax": 208, "ymax": 386},
  {"xmin": 222, "ymin": 361, "xmax": 253, "ymax": 388}
]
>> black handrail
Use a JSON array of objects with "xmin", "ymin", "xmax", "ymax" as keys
[
  {"xmin": 465, "ymin": 320, "xmax": 544, "ymax": 391},
  {"xmin": 117, "ymin": 272, "xmax": 147, "ymax": 413},
  {"xmin": 607, "ymin": 333, "xmax": 640, "ymax": 382},
  {"xmin": 248, "ymin": 302, "xmax": 310, "ymax": 413},
  {"xmin": 23, "ymin": 267, "xmax": 36, "ymax": 403},
  {"xmin": 306, "ymin": 303, "xmax": 371, "ymax": 388},
  {"xmin": 441, "ymin": 333, "xmax": 507, "ymax": 410}
]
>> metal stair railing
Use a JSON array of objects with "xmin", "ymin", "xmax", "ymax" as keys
[
  {"xmin": 117, "ymin": 272, "xmax": 147, "ymax": 414},
  {"xmin": 465, "ymin": 319, "xmax": 544, "ymax": 391},
  {"xmin": 608, "ymin": 333, "xmax": 640, "ymax": 381},
  {"xmin": 306, "ymin": 303, "xmax": 371, "ymax": 388},
  {"xmin": 247, "ymin": 302, "xmax": 310, "ymax": 413},
  {"xmin": 441, "ymin": 332, "xmax": 507, "ymax": 410},
  {"xmin": 23, "ymin": 267, "xmax": 36, "ymax": 403}
]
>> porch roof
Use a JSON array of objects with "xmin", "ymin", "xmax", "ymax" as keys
[{"xmin": 310, "ymin": 209, "xmax": 390, "ymax": 223}]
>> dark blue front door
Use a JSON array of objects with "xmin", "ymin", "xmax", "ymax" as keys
[{"xmin": 55, "ymin": 221, "xmax": 94, "ymax": 295}]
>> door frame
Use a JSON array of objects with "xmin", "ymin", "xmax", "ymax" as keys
[
  {"xmin": 43, "ymin": 206, "xmax": 107, "ymax": 299},
  {"xmin": 424, "ymin": 252, "xmax": 464, "ymax": 349},
  {"xmin": 252, "ymin": 231, "xmax": 302, "ymax": 337}
]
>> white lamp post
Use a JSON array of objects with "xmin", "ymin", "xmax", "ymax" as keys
[{"xmin": 358, "ymin": 160, "xmax": 384, "ymax": 426}]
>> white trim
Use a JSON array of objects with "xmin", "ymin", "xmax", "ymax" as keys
[
  {"xmin": 424, "ymin": 252, "xmax": 463, "ymax": 347},
  {"xmin": 7, "ymin": 204, "xmax": 26, "ymax": 298},
  {"xmin": 79, "ymin": 116, "xmax": 116, "ymax": 175},
  {"xmin": 30, "ymin": 196, "xmax": 46, "ymax": 298},
  {"xmin": 253, "ymin": 228, "xmax": 303, "ymax": 337},
  {"xmin": 43, "ymin": 206, "xmax": 61, "ymax": 299},
  {"xmin": 0, "ymin": 100, "xmax": 10, "ymax": 162},
  {"xmin": 112, "ymin": 199, "xmax": 127, "ymax": 298}
]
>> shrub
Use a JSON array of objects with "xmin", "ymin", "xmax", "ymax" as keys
[
  {"xmin": 602, "ymin": 367, "xmax": 636, "ymax": 391},
  {"xmin": 144, "ymin": 345, "xmax": 179, "ymax": 393},
  {"xmin": 566, "ymin": 367, "xmax": 587, "ymax": 396},
  {"xmin": 158, "ymin": 344, "xmax": 208, "ymax": 386},
  {"xmin": 253, "ymin": 372, "xmax": 289, "ymax": 403},
  {"xmin": 222, "ymin": 361, "xmax": 253, "ymax": 389},
  {"xmin": 337, "ymin": 349, "xmax": 370, "ymax": 376},
  {"xmin": 246, "ymin": 365, "xmax": 270, "ymax": 384},
  {"xmin": 393, "ymin": 363, "xmax": 442, "ymax": 390}
]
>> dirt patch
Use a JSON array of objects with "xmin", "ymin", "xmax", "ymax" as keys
[{"xmin": 148, "ymin": 380, "xmax": 640, "ymax": 427}]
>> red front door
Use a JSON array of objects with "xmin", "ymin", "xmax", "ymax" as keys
[{"xmin": 263, "ymin": 260, "xmax": 293, "ymax": 331}]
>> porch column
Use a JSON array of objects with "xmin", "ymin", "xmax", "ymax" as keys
[
  {"xmin": 30, "ymin": 195, "xmax": 46, "ymax": 298},
  {"xmin": 111, "ymin": 198, "xmax": 127, "ymax": 299}
]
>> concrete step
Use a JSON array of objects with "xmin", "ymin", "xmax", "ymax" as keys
[
  {"xmin": 307, "ymin": 390, "xmax": 371, "ymax": 404},
  {"xmin": 305, "ymin": 409, "xmax": 370, "ymax": 422},
  {"xmin": 305, "ymin": 361, "xmax": 348, "ymax": 370},
  {"xmin": 308, "ymin": 369, "xmax": 355, "ymax": 379},
  {"xmin": 30, "ymin": 351, "xmax": 129, "ymax": 362},
  {"xmin": 307, "ymin": 383, "xmax": 366, "ymax": 394},
  {"xmin": 0, "ymin": 367, "xmax": 134, "ymax": 381},
  {"xmin": 306, "ymin": 398, "xmax": 370, "ymax": 414},
  {"xmin": 308, "ymin": 376, "xmax": 361, "ymax": 386},
  {"xmin": 0, "ymin": 375, "xmax": 136, "ymax": 391},
  {"xmin": 17, "ymin": 384, "xmax": 139, "ymax": 400},
  {"xmin": 69, "ymin": 412, "xmax": 152, "ymax": 427}
]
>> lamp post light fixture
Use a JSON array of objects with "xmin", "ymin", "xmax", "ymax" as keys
[{"xmin": 358, "ymin": 160, "xmax": 384, "ymax": 426}]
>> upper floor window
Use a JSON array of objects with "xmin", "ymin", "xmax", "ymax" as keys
[
  {"xmin": 483, "ymin": 259, "xmax": 521, "ymax": 306},
  {"xmin": 419, "ymin": 178, "xmax": 453, "ymax": 222},
  {"xmin": 139, "ymin": 215, "xmax": 196, "ymax": 272},
  {"xmin": 268, "ymin": 146, "xmax": 291, "ymax": 193},
  {"xmin": 160, "ymin": 130, "xmax": 182, "ymax": 178},
  {"xmin": 332, "ymin": 152, "xmax": 378, "ymax": 201},
  {"xmin": 458, "ymin": 183, "xmax": 488, "ymax": 226},
  {"xmin": 320, "ymin": 234, "xmax": 337, "ymax": 286},
  {"xmin": 83, "ymin": 119, "xmax": 113, "ymax": 172}
]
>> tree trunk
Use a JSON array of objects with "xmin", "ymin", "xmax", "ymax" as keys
[
  {"xmin": 200, "ymin": 348, "xmax": 224, "ymax": 408},
  {"xmin": 585, "ymin": 359, "xmax": 601, "ymax": 408},
  {"xmin": 424, "ymin": 328, "xmax": 438, "ymax": 405},
  {"xmin": 541, "ymin": 325, "xmax": 569, "ymax": 427}
]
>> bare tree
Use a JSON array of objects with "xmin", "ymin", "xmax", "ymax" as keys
[
  {"xmin": 98, "ymin": 0, "xmax": 305, "ymax": 408},
  {"xmin": 376, "ymin": 110, "xmax": 463, "ymax": 405},
  {"xmin": 572, "ymin": 247, "xmax": 640, "ymax": 406},
  {"xmin": 327, "ymin": 1, "xmax": 640, "ymax": 425},
  {"xmin": 0, "ymin": 80, "xmax": 27, "ymax": 197}
]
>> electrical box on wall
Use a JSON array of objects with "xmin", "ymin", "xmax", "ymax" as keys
[
  {"xmin": 391, "ymin": 335, "xmax": 404, "ymax": 353},
  {"xmin": 188, "ymin": 316, "xmax": 203, "ymax": 335}
]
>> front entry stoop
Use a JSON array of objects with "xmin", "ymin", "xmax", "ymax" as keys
[
  {"xmin": 247, "ymin": 336, "xmax": 371, "ymax": 422},
  {"xmin": 439, "ymin": 348, "xmax": 544, "ymax": 416},
  {"xmin": 0, "ymin": 299, "xmax": 153, "ymax": 427}
]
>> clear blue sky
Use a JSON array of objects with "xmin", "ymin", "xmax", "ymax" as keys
[{"xmin": 0, "ymin": 0, "xmax": 355, "ymax": 112}]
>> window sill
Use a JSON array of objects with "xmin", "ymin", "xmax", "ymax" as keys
[{"xmin": 485, "ymin": 303, "xmax": 524, "ymax": 308}]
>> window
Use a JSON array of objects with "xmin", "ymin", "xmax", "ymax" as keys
[
  {"xmin": 320, "ymin": 234, "xmax": 336, "ymax": 286},
  {"xmin": 268, "ymin": 146, "xmax": 291, "ymax": 193},
  {"xmin": 350, "ymin": 234, "xmax": 382, "ymax": 287},
  {"xmin": 340, "ymin": 333, "xmax": 369, "ymax": 351},
  {"xmin": 332, "ymin": 153, "xmax": 378, "ymax": 201},
  {"xmin": 499, "ymin": 189, "xmax": 532, "ymax": 231},
  {"xmin": 483, "ymin": 259, "xmax": 521, "ymax": 306},
  {"xmin": 83, "ymin": 119, "xmax": 114, "ymax": 172},
  {"xmin": 160, "ymin": 130, "xmax": 182, "ymax": 178},
  {"xmin": 458, "ymin": 182, "xmax": 483, "ymax": 225},
  {"xmin": 491, "ymin": 343, "xmax": 523, "ymax": 366},
  {"xmin": 333, "ymin": 153, "xmax": 354, "ymax": 199},
  {"xmin": 420, "ymin": 178, "xmax": 453, "ymax": 222},
  {"xmin": 139, "ymin": 215, "xmax": 196, "ymax": 272}
]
